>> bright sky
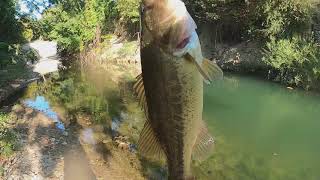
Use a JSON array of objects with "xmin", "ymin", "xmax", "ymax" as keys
[{"xmin": 19, "ymin": 0, "xmax": 50, "ymax": 19}]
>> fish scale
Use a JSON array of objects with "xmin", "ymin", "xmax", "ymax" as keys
[
  {"xmin": 140, "ymin": 44, "xmax": 203, "ymax": 179},
  {"xmin": 138, "ymin": 0, "xmax": 223, "ymax": 179}
]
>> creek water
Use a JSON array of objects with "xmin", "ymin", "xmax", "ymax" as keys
[
  {"xmin": 18, "ymin": 71, "xmax": 320, "ymax": 179},
  {"xmin": 202, "ymin": 74, "xmax": 320, "ymax": 179}
]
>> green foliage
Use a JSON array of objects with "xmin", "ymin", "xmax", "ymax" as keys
[
  {"xmin": 20, "ymin": 15, "xmax": 43, "ymax": 41},
  {"xmin": 0, "ymin": 113, "xmax": 17, "ymax": 157},
  {"xmin": 256, "ymin": 0, "xmax": 320, "ymax": 90},
  {"xmin": 0, "ymin": 44, "xmax": 18, "ymax": 68},
  {"xmin": 116, "ymin": 0, "xmax": 139, "ymax": 23},
  {"xmin": 0, "ymin": 0, "xmax": 40, "ymax": 86},
  {"xmin": 185, "ymin": 0, "xmax": 315, "ymax": 41},
  {"xmin": 263, "ymin": 37, "xmax": 320, "ymax": 89},
  {"xmin": 39, "ymin": 70, "xmax": 112, "ymax": 123},
  {"xmin": 22, "ymin": 29, "xmax": 34, "ymax": 42},
  {"xmin": 40, "ymin": 0, "xmax": 140, "ymax": 53},
  {"xmin": 49, "ymin": 0, "xmax": 85, "ymax": 13},
  {"xmin": 0, "ymin": 0, "xmax": 24, "ymax": 43},
  {"xmin": 40, "ymin": 6, "xmax": 69, "ymax": 40},
  {"xmin": 0, "ymin": 42, "xmax": 11, "ymax": 68},
  {"xmin": 1, "ymin": 43, "xmax": 38, "ymax": 66},
  {"xmin": 184, "ymin": 0, "xmax": 224, "ymax": 22},
  {"xmin": 184, "ymin": 0, "xmax": 319, "ymax": 90},
  {"xmin": 40, "ymin": 0, "xmax": 110, "ymax": 53},
  {"xmin": 257, "ymin": 0, "xmax": 313, "ymax": 39},
  {"xmin": 0, "ymin": 43, "xmax": 38, "ymax": 86},
  {"xmin": 47, "ymin": 10, "xmax": 83, "ymax": 53}
]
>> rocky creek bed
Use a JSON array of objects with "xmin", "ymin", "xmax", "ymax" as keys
[{"xmin": 1, "ymin": 100, "xmax": 146, "ymax": 180}]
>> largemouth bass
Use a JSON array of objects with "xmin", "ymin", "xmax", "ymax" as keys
[{"xmin": 135, "ymin": 0, "xmax": 223, "ymax": 179}]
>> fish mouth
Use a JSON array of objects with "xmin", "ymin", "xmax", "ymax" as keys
[{"xmin": 176, "ymin": 36, "xmax": 191, "ymax": 49}]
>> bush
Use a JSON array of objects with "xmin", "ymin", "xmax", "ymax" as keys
[
  {"xmin": 263, "ymin": 37, "xmax": 320, "ymax": 89},
  {"xmin": 116, "ymin": 0, "xmax": 139, "ymax": 23},
  {"xmin": 115, "ymin": 0, "xmax": 140, "ymax": 35},
  {"xmin": 0, "ymin": 0, "xmax": 24, "ymax": 43},
  {"xmin": 40, "ymin": 0, "xmax": 111, "ymax": 54},
  {"xmin": 184, "ymin": 0, "xmax": 225, "ymax": 22},
  {"xmin": 257, "ymin": 0, "xmax": 313, "ymax": 39},
  {"xmin": 22, "ymin": 28, "xmax": 34, "ymax": 42},
  {"xmin": 19, "ymin": 16, "xmax": 43, "ymax": 41},
  {"xmin": 184, "ymin": 0, "xmax": 315, "ymax": 42},
  {"xmin": 40, "ymin": 0, "xmax": 141, "ymax": 54},
  {"xmin": 0, "ymin": 42, "xmax": 11, "ymax": 68},
  {"xmin": 0, "ymin": 41, "xmax": 38, "ymax": 74}
]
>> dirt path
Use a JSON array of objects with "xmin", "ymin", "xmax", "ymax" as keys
[{"xmin": 2, "ymin": 104, "xmax": 145, "ymax": 180}]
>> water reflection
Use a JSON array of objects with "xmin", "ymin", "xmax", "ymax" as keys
[{"xmin": 24, "ymin": 96, "xmax": 65, "ymax": 131}]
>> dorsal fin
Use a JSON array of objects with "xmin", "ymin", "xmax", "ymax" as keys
[
  {"xmin": 133, "ymin": 74, "xmax": 143, "ymax": 90},
  {"xmin": 192, "ymin": 120, "xmax": 215, "ymax": 162},
  {"xmin": 133, "ymin": 74, "xmax": 147, "ymax": 110},
  {"xmin": 138, "ymin": 119, "xmax": 165, "ymax": 160}
]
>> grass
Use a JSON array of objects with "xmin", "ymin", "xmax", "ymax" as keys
[
  {"xmin": 118, "ymin": 41, "xmax": 138, "ymax": 57},
  {"xmin": 0, "ymin": 166, "xmax": 4, "ymax": 177},
  {"xmin": 0, "ymin": 113, "xmax": 17, "ymax": 157}
]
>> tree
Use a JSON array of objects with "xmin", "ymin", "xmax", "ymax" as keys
[{"xmin": 0, "ymin": 0, "xmax": 23, "ymax": 43}]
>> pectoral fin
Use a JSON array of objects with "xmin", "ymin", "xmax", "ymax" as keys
[
  {"xmin": 202, "ymin": 58, "xmax": 223, "ymax": 82},
  {"xmin": 185, "ymin": 53, "xmax": 223, "ymax": 84},
  {"xmin": 192, "ymin": 120, "xmax": 215, "ymax": 162},
  {"xmin": 138, "ymin": 120, "xmax": 165, "ymax": 160}
]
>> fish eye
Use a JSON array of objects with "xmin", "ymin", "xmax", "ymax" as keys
[
  {"xmin": 142, "ymin": 3, "xmax": 154, "ymax": 12},
  {"xmin": 145, "ymin": 4, "xmax": 154, "ymax": 10}
]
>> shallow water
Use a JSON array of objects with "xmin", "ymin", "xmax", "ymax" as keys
[
  {"xmin": 20, "ymin": 72, "xmax": 320, "ymax": 179},
  {"xmin": 202, "ymin": 74, "xmax": 320, "ymax": 179}
]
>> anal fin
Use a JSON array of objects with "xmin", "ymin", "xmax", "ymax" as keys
[
  {"xmin": 138, "ymin": 120, "xmax": 165, "ymax": 160},
  {"xmin": 192, "ymin": 121, "xmax": 215, "ymax": 162}
]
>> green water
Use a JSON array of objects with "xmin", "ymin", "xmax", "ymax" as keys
[
  {"xmin": 25, "ymin": 69, "xmax": 320, "ymax": 179},
  {"xmin": 201, "ymin": 74, "xmax": 320, "ymax": 180}
]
